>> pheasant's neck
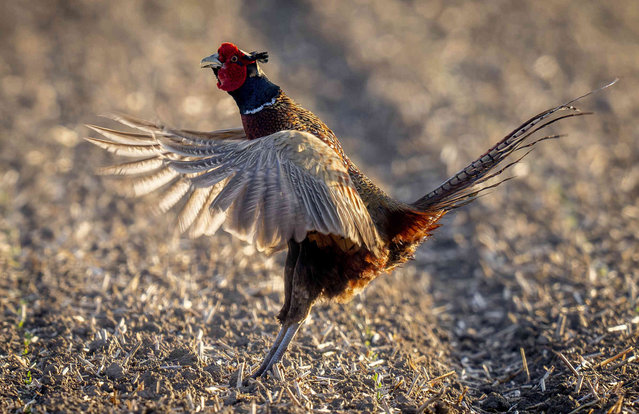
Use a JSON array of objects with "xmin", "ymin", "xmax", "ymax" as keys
[{"xmin": 228, "ymin": 75, "xmax": 281, "ymax": 115}]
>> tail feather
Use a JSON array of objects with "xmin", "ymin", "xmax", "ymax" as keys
[{"xmin": 413, "ymin": 80, "xmax": 616, "ymax": 211}]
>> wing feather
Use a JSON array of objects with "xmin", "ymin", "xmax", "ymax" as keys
[
  {"xmin": 157, "ymin": 179, "xmax": 192, "ymax": 213},
  {"xmin": 85, "ymin": 137, "xmax": 162, "ymax": 157},
  {"xmin": 128, "ymin": 168, "xmax": 178, "ymax": 196},
  {"xmin": 87, "ymin": 119, "xmax": 381, "ymax": 254},
  {"xmin": 211, "ymin": 172, "xmax": 247, "ymax": 212},
  {"xmin": 97, "ymin": 157, "xmax": 164, "ymax": 175},
  {"xmin": 178, "ymin": 187, "xmax": 214, "ymax": 232},
  {"xmin": 189, "ymin": 185, "xmax": 225, "ymax": 238},
  {"xmin": 234, "ymin": 155, "xmax": 266, "ymax": 242},
  {"xmin": 189, "ymin": 165, "xmax": 231, "ymax": 188},
  {"xmin": 86, "ymin": 125, "xmax": 157, "ymax": 145}
]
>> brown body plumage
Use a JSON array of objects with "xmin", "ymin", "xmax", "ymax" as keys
[
  {"xmin": 86, "ymin": 42, "xmax": 610, "ymax": 378},
  {"xmin": 241, "ymin": 89, "xmax": 443, "ymax": 302}
]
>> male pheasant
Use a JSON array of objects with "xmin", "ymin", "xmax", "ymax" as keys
[{"xmin": 86, "ymin": 42, "xmax": 609, "ymax": 378}]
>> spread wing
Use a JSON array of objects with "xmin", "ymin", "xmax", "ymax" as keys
[{"xmin": 86, "ymin": 116, "xmax": 381, "ymax": 255}]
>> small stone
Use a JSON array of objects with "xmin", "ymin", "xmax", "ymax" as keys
[
  {"xmin": 223, "ymin": 391, "xmax": 237, "ymax": 405},
  {"xmin": 204, "ymin": 364, "xmax": 223, "ymax": 382},
  {"xmin": 481, "ymin": 392, "xmax": 509, "ymax": 412},
  {"xmin": 105, "ymin": 362, "xmax": 124, "ymax": 380},
  {"xmin": 165, "ymin": 347, "xmax": 198, "ymax": 366},
  {"xmin": 88, "ymin": 338, "xmax": 107, "ymax": 353},
  {"xmin": 536, "ymin": 334, "xmax": 550, "ymax": 345}
]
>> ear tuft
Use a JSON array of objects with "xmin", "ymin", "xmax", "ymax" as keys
[{"xmin": 247, "ymin": 51, "xmax": 269, "ymax": 63}]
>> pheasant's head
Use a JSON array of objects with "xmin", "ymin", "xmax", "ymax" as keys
[{"xmin": 201, "ymin": 42, "xmax": 269, "ymax": 92}]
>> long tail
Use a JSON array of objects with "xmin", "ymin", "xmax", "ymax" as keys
[{"xmin": 412, "ymin": 80, "xmax": 617, "ymax": 211}]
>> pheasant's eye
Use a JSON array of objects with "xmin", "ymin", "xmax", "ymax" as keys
[{"xmin": 231, "ymin": 55, "xmax": 238, "ymax": 63}]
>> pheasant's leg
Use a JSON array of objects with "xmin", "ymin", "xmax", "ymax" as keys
[
  {"xmin": 251, "ymin": 325, "xmax": 287, "ymax": 378},
  {"xmin": 251, "ymin": 241, "xmax": 301, "ymax": 378},
  {"xmin": 253, "ymin": 240, "xmax": 318, "ymax": 378},
  {"xmin": 277, "ymin": 241, "xmax": 300, "ymax": 323},
  {"xmin": 254, "ymin": 322, "xmax": 301, "ymax": 377}
]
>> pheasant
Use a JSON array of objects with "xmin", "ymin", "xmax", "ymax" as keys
[{"xmin": 86, "ymin": 42, "xmax": 612, "ymax": 378}]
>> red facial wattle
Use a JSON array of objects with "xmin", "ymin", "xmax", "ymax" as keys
[
  {"xmin": 217, "ymin": 62, "xmax": 247, "ymax": 91},
  {"xmin": 216, "ymin": 42, "xmax": 249, "ymax": 92}
]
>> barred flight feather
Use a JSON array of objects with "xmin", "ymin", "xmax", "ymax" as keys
[{"xmin": 87, "ymin": 118, "xmax": 382, "ymax": 254}]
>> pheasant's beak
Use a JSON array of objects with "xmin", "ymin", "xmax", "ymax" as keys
[{"xmin": 201, "ymin": 53, "xmax": 222, "ymax": 69}]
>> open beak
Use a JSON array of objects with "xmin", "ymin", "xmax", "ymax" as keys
[{"xmin": 201, "ymin": 53, "xmax": 222, "ymax": 69}]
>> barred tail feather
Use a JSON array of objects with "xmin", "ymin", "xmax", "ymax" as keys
[{"xmin": 413, "ymin": 80, "xmax": 617, "ymax": 211}]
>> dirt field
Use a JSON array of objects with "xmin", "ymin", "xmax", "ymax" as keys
[{"xmin": 1, "ymin": 1, "xmax": 638, "ymax": 412}]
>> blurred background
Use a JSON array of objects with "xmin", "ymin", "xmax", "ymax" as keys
[
  {"xmin": 1, "ymin": 1, "xmax": 637, "ymax": 214},
  {"xmin": 1, "ymin": 1, "xmax": 637, "ymax": 412}
]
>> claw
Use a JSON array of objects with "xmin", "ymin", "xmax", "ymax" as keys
[{"xmin": 251, "ymin": 322, "xmax": 301, "ymax": 378}]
